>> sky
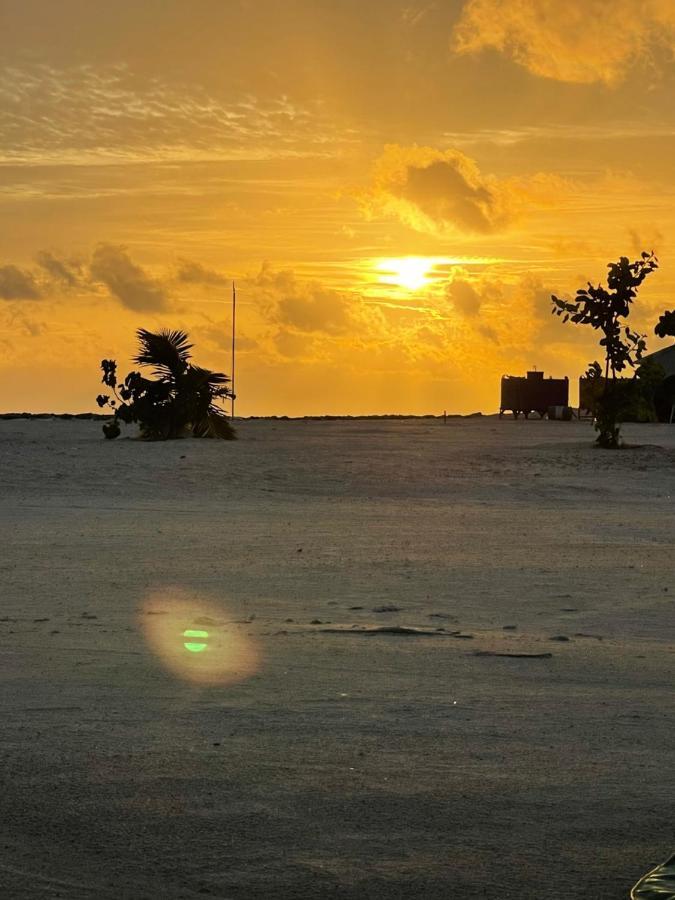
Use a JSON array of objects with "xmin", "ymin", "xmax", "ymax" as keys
[{"xmin": 1, "ymin": 0, "xmax": 674, "ymax": 415}]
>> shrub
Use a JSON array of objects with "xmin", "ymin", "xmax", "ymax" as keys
[{"xmin": 96, "ymin": 329, "xmax": 236, "ymax": 441}]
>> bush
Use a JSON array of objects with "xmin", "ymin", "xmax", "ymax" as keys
[{"xmin": 97, "ymin": 329, "xmax": 236, "ymax": 441}]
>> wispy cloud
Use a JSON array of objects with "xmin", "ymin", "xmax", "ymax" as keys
[
  {"xmin": 441, "ymin": 122, "xmax": 675, "ymax": 149},
  {"xmin": 0, "ymin": 63, "xmax": 354, "ymax": 166}
]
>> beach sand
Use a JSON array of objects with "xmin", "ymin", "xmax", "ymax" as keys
[{"xmin": 1, "ymin": 417, "xmax": 674, "ymax": 899}]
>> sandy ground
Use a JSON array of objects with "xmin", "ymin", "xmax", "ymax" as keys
[{"xmin": 1, "ymin": 417, "xmax": 674, "ymax": 899}]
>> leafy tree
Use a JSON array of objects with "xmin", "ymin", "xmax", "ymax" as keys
[
  {"xmin": 655, "ymin": 309, "xmax": 675, "ymax": 339},
  {"xmin": 551, "ymin": 252, "xmax": 658, "ymax": 447},
  {"xmin": 97, "ymin": 329, "xmax": 236, "ymax": 441},
  {"xmin": 631, "ymin": 358, "xmax": 666, "ymax": 422}
]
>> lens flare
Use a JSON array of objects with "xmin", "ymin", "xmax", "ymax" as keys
[
  {"xmin": 183, "ymin": 628, "xmax": 209, "ymax": 652},
  {"xmin": 140, "ymin": 588, "xmax": 259, "ymax": 684}
]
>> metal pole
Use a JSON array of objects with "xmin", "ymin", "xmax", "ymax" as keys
[{"xmin": 231, "ymin": 280, "xmax": 236, "ymax": 420}]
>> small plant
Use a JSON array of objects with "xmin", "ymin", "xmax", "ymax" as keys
[
  {"xmin": 97, "ymin": 329, "xmax": 236, "ymax": 441},
  {"xmin": 552, "ymin": 252, "xmax": 658, "ymax": 448}
]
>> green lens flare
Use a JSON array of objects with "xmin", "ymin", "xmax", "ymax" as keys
[{"xmin": 183, "ymin": 628, "xmax": 209, "ymax": 653}]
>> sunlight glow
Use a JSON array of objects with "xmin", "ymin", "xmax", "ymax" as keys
[
  {"xmin": 377, "ymin": 257, "xmax": 434, "ymax": 291},
  {"xmin": 369, "ymin": 256, "xmax": 503, "ymax": 295}
]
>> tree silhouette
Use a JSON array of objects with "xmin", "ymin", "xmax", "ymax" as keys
[
  {"xmin": 551, "ymin": 252, "xmax": 658, "ymax": 447},
  {"xmin": 655, "ymin": 309, "xmax": 675, "ymax": 339},
  {"xmin": 97, "ymin": 329, "xmax": 236, "ymax": 440}
]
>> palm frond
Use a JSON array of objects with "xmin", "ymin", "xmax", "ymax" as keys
[
  {"xmin": 192, "ymin": 411, "xmax": 237, "ymax": 440},
  {"xmin": 133, "ymin": 329, "xmax": 193, "ymax": 376},
  {"xmin": 186, "ymin": 364, "xmax": 231, "ymax": 388},
  {"xmin": 188, "ymin": 365, "xmax": 230, "ymax": 384}
]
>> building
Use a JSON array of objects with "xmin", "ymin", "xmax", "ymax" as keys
[
  {"xmin": 579, "ymin": 345, "xmax": 675, "ymax": 422},
  {"xmin": 642, "ymin": 344, "xmax": 675, "ymax": 422},
  {"xmin": 641, "ymin": 344, "xmax": 675, "ymax": 377},
  {"xmin": 500, "ymin": 370, "xmax": 569, "ymax": 419}
]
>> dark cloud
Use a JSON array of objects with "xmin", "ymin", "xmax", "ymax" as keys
[
  {"xmin": 361, "ymin": 145, "xmax": 517, "ymax": 235},
  {"xmin": 445, "ymin": 275, "xmax": 500, "ymax": 342},
  {"xmin": 401, "ymin": 159, "xmax": 508, "ymax": 234},
  {"xmin": 90, "ymin": 243, "xmax": 169, "ymax": 311},
  {"xmin": 252, "ymin": 264, "xmax": 357, "ymax": 334},
  {"xmin": 0, "ymin": 265, "xmax": 41, "ymax": 300},
  {"xmin": 176, "ymin": 259, "xmax": 229, "ymax": 286},
  {"xmin": 35, "ymin": 250, "xmax": 81, "ymax": 288},
  {"xmin": 445, "ymin": 280, "xmax": 483, "ymax": 317}
]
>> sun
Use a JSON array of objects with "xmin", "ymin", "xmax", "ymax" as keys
[{"xmin": 377, "ymin": 257, "xmax": 434, "ymax": 291}]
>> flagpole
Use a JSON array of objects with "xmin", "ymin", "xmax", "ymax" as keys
[{"xmin": 231, "ymin": 280, "xmax": 236, "ymax": 420}]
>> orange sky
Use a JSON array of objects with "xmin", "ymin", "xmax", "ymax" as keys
[{"xmin": 1, "ymin": 0, "xmax": 674, "ymax": 415}]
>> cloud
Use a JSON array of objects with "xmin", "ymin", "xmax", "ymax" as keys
[
  {"xmin": 401, "ymin": 3, "xmax": 438, "ymax": 27},
  {"xmin": 0, "ymin": 63, "xmax": 353, "ymax": 166},
  {"xmin": 89, "ymin": 244, "xmax": 169, "ymax": 311},
  {"xmin": 273, "ymin": 328, "xmax": 321, "ymax": 359},
  {"xmin": 441, "ymin": 270, "xmax": 600, "ymax": 354},
  {"xmin": 0, "ymin": 265, "xmax": 41, "ymax": 300},
  {"xmin": 277, "ymin": 286, "xmax": 351, "ymax": 334},
  {"xmin": 446, "ymin": 279, "xmax": 484, "ymax": 317},
  {"xmin": 628, "ymin": 226, "xmax": 665, "ymax": 255},
  {"xmin": 357, "ymin": 144, "xmax": 564, "ymax": 235},
  {"xmin": 445, "ymin": 275, "xmax": 504, "ymax": 342},
  {"xmin": 360, "ymin": 144, "xmax": 513, "ymax": 234},
  {"xmin": 175, "ymin": 259, "xmax": 229, "ymax": 286},
  {"xmin": 35, "ymin": 251, "xmax": 82, "ymax": 288},
  {"xmin": 453, "ymin": 0, "xmax": 675, "ymax": 85},
  {"xmin": 250, "ymin": 263, "xmax": 376, "ymax": 335},
  {"xmin": 237, "ymin": 264, "xmax": 391, "ymax": 367}
]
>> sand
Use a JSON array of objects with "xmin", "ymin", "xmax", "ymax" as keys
[{"xmin": 1, "ymin": 417, "xmax": 674, "ymax": 899}]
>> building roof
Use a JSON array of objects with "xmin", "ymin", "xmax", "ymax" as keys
[{"xmin": 643, "ymin": 344, "xmax": 675, "ymax": 377}]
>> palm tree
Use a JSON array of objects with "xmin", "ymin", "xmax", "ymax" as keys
[{"xmin": 97, "ymin": 329, "xmax": 236, "ymax": 440}]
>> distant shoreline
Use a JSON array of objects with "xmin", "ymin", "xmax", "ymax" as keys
[{"xmin": 0, "ymin": 411, "xmax": 488, "ymax": 422}]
